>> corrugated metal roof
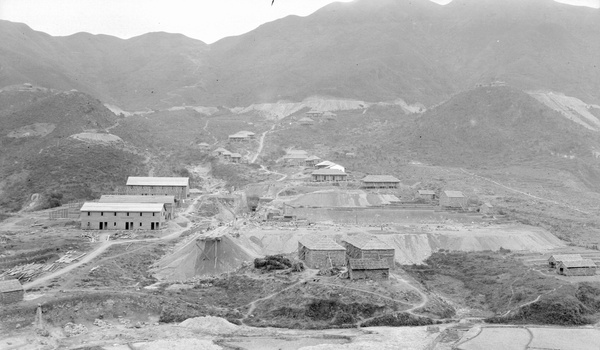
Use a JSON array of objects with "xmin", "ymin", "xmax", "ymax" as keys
[
  {"xmin": 230, "ymin": 153, "xmax": 242, "ymax": 158},
  {"xmin": 443, "ymin": 191, "xmax": 465, "ymax": 198},
  {"xmin": 80, "ymin": 202, "xmax": 165, "ymax": 212},
  {"xmin": 238, "ymin": 130, "xmax": 255, "ymax": 136},
  {"xmin": 348, "ymin": 259, "xmax": 389, "ymax": 270},
  {"xmin": 362, "ymin": 175, "xmax": 400, "ymax": 183},
  {"xmin": 99, "ymin": 195, "xmax": 175, "ymax": 204},
  {"xmin": 312, "ymin": 169, "xmax": 347, "ymax": 176},
  {"xmin": 343, "ymin": 234, "xmax": 393, "ymax": 250},
  {"xmin": 126, "ymin": 177, "xmax": 189, "ymax": 187},
  {"xmin": 549, "ymin": 254, "xmax": 583, "ymax": 262},
  {"xmin": 0, "ymin": 279, "xmax": 23, "ymax": 293},
  {"xmin": 559, "ymin": 259, "xmax": 597, "ymax": 268},
  {"xmin": 299, "ymin": 236, "xmax": 345, "ymax": 251},
  {"xmin": 418, "ymin": 190, "xmax": 436, "ymax": 195}
]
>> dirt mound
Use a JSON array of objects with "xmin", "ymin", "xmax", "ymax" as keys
[
  {"xmin": 7, "ymin": 123, "xmax": 56, "ymax": 138},
  {"xmin": 152, "ymin": 235, "xmax": 258, "ymax": 281},
  {"xmin": 179, "ymin": 316, "xmax": 240, "ymax": 335},
  {"xmin": 288, "ymin": 190, "xmax": 399, "ymax": 208},
  {"xmin": 70, "ymin": 132, "xmax": 123, "ymax": 144}
]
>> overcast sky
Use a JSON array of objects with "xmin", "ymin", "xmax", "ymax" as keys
[{"xmin": 0, "ymin": 0, "xmax": 598, "ymax": 44}]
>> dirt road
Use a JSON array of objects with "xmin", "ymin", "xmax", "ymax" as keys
[{"xmin": 251, "ymin": 125, "xmax": 275, "ymax": 164}]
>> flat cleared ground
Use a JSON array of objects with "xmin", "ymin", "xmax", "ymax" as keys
[{"xmin": 458, "ymin": 326, "xmax": 600, "ymax": 350}]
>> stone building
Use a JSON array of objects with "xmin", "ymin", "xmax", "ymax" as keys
[
  {"xmin": 557, "ymin": 259, "xmax": 597, "ymax": 276},
  {"xmin": 342, "ymin": 234, "xmax": 395, "ymax": 268},
  {"xmin": 548, "ymin": 254, "xmax": 583, "ymax": 268},
  {"xmin": 125, "ymin": 177, "xmax": 189, "ymax": 200},
  {"xmin": 347, "ymin": 259, "xmax": 390, "ymax": 280},
  {"xmin": 298, "ymin": 236, "xmax": 346, "ymax": 269},
  {"xmin": 80, "ymin": 202, "xmax": 166, "ymax": 230},
  {"xmin": 0, "ymin": 279, "xmax": 24, "ymax": 304}
]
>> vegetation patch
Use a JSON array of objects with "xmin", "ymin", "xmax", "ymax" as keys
[{"xmin": 360, "ymin": 312, "xmax": 434, "ymax": 327}]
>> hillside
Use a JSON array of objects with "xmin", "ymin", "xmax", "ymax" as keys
[
  {"xmin": 0, "ymin": 87, "xmax": 145, "ymax": 211},
  {"xmin": 1, "ymin": 0, "xmax": 600, "ymax": 109},
  {"xmin": 408, "ymin": 85, "xmax": 600, "ymax": 167}
]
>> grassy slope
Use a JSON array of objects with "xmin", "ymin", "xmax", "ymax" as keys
[{"xmin": 407, "ymin": 252, "xmax": 600, "ymax": 325}]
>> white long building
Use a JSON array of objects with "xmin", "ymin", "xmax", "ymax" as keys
[{"xmin": 80, "ymin": 202, "xmax": 166, "ymax": 230}]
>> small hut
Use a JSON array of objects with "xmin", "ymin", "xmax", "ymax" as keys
[
  {"xmin": 298, "ymin": 236, "xmax": 346, "ymax": 269},
  {"xmin": 439, "ymin": 191, "xmax": 466, "ymax": 209},
  {"xmin": 557, "ymin": 259, "xmax": 597, "ymax": 276},
  {"xmin": 0, "ymin": 279, "xmax": 24, "ymax": 304},
  {"xmin": 298, "ymin": 117, "xmax": 315, "ymax": 126},
  {"xmin": 548, "ymin": 254, "xmax": 583, "ymax": 268},
  {"xmin": 480, "ymin": 202, "xmax": 494, "ymax": 214},
  {"xmin": 347, "ymin": 259, "xmax": 390, "ymax": 280},
  {"xmin": 417, "ymin": 190, "xmax": 436, "ymax": 201}
]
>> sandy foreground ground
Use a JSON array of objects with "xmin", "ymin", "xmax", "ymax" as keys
[{"xmin": 0, "ymin": 316, "xmax": 443, "ymax": 350}]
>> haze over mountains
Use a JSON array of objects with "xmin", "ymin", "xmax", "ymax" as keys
[{"xmin": 1, "ymin": 0, "xmax": 599, "ymax": 110}]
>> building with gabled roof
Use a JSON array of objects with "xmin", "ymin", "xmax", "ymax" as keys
[
  {"xmin": 230, "ymin": 153, "xmax": 242, "ymax": 163},
  {"xmin": 439, "ymin": 190, "xmax": 466, "ymax": 209},
  {"xmin": 80, "ymin": 202, "xmax": 166, "ymax": 230},
  {"xmin": 284, "ymin": 153, "xmax": 308, "ymax": 165},
  {"xmin": 480, "ymin": 202, "xmax": 494, "ymax": 215},
  {"xmin": 557, "ymin": 259, "xmax": 597, "ymax": 276},
  {"xmin": 0, "ymin": 279, "xmax": 24, "ymax": 304},
  {"xmin": 298, "ymin": 236, "xmax": 346, "ymax": 269},
  {"xmin": 417, "ymin": 190, "xmax": 436, "ymax": 200},
  {"xmin": 347, "ymin": 259, "xmax": 390, "ymax": 280},
  {"xmin": 311, "ymin": 169, "xmax": 347, "ymax": 182},
  {"xmin": 548, "ymin": 254, "xmax": 583, "ymax": 268},
  {"xmin": 342, "ymin": 234, "xmax": 395, "ymax": 268},
  {"xmin": 99, "ymin": 195, "xmax": 175, "ymax": 220},
  {"xmin": 361, "ymin": 175, "xmax": 401, "ymax": 189},
  {"xmin": 305, "ymin": 155, "xmax": 321, "ymax": 167},
  {"xmin": 125, "ymin": 177, "xmax": 189, "ymax": 199}
]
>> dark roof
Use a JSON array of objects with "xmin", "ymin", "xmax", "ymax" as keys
[
  {"xmin": 348, "ymin": 259, "xmax": 389, "ymax": 270},
  {"xmin": 299, "ymin": 236, "xmax": 345, "ymax": 251},
  {"xmin": 312, "ymin": 169, "xmax": 347, "ymax": 176},
  {"xmin": 343, "ymin": 234, "xmax": 393, "ymax": 250},
  {"xmin": 0, "ymin": 279, "xmax": 23, "ymax": 293},
  {"xmin": 362, "ymin": 175, "xmax": 400, "ymax": 183},
  {"xmin": 559, "ymin": 259, "xmax": 597, "ymax": 268},
  {"xmin": 549, "ymin": 254, "xmax": 583, "ymax": 262}
]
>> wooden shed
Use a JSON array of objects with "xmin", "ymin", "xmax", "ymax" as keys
[
  {"xmin": 342, "ymin": 234, "xmax": 395, "ymax": 268},
  {"xmin": 298, "ymin": 236, "xmax": 346, "ymax": 269},
  {"xmin": 557, "ymin": 259, "xmax": 597, "ymax": 276},
  {"xmin": 347, "ymin": 259, "xmax": 390, "ymax": 280},
  {"xmin": 439, "ymin": 191, "xmax": 467, "ymax": 209},
  {"xmin": 305, "ymin": 155, "xmax": 321, "ymax": 167},
  {"xmin": 548, "ymin": 254, "xmax": 583, "ymax": 268},
  {"xmin": 0, "ymin": 279, "xmax": 24, "ymax": 304},
  {"xmin": 311, "ymin": 169, "xmax": 348, "ymax": 182},
  {"xmin": 230, "ymin": 153, "xmax": 242, "ymax": 163}
]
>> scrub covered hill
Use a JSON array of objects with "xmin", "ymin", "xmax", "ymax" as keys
[
  {"xmin": 407, "ymin": 85, "xmax": 600, "ymax": 168},
  {"xmin": 0, "ymin": 88, "xmax": 146, "ymax": 211}
]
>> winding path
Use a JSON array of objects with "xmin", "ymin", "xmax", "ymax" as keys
[{"xmin": 251, "ymin": 125, "xmax": 275, "ymax": 164}]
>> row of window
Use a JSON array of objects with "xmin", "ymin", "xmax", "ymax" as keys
[
  {"xmin": 85, "ymin": 222, "xmax": 158, "ymax": 227},
  {"xmin": 87, "ymin": 212, "xmax": 157, "ymax": 216}
]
